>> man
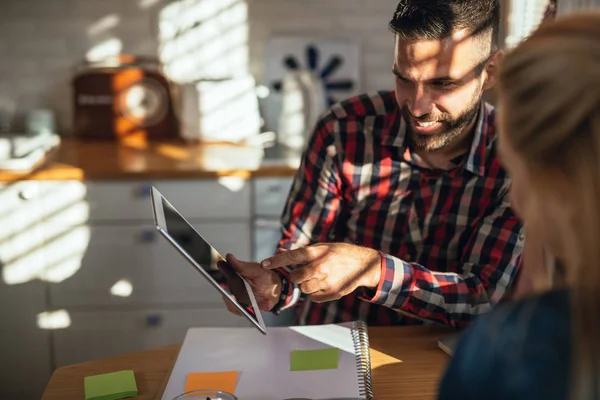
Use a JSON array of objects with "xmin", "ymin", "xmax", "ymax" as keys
[{"xmin": 226, "ymin": 0, "xmax": 524, "ymax": 328}]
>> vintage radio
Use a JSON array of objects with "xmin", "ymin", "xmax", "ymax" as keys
[{"xmin": 72, "ymin": 55, "xmax": 179, "ymax": 140}]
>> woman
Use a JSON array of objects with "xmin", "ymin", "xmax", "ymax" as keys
[{"xmin": 438, "ymin": 12, "xmax": 600, "ymax": 400}]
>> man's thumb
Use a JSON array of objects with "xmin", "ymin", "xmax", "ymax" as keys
[{"xmin": 225, "ymin": 253, "xmax": 244, "ymax": 272}]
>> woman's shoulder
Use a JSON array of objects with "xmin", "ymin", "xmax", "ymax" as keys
[
  {"xmin": 477, "ymin": 289, "xmax": 570, "ymax": 335},
  {"xmin": 438, "ymin": 290, "xmax": 571, "ymax": 399},
  {"xmin": 465, "ymin": 289, "xmax": 570, "ymax": 359}
]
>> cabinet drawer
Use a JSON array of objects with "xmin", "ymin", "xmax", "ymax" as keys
[
  {"xmin": 48, "ymin": 221, "xmax": 251, "ymax": 307},
  {"xmin": 52, "ymin": 308, "xmax": 251, "ymax": 366},
  {"xmin": 0, "ymin": 282, "xmax": 48, "ymax": 329},
  {"xmin": 80, "ymin": 180, "xmax": 251, "ymax": 221},
  {"xmin": 253, "ymin": 220, "xmax": 282, "ymax": 261},
  {"xmin": 253, "ymin": 177, "xmax": 293, "ymax": 217},
  {"xmin": 0, "ymin": 329, "xmax": 51, "ymax": 400}
]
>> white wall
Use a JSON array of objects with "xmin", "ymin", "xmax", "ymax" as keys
[
  {"xmin": 0, "ymin": 0, "xmax": 168, "ymax": 134},
  {"xmin": 247, "ymin": 0, "xmax": 398, "ymax": 95},
  {"xmin": 0, "ymin": 0, "xmax": 399, "ymax": 134}
]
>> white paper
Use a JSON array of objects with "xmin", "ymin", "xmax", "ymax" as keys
[{"xmin": 161, "ymin": 323, "xmax": 364, "ymax": 400}]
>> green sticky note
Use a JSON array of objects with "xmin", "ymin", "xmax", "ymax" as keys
[
  {"xmin": 290, "ymin": 348, "xmax": 340, "ymax": 371},
  {"xmin": 84, "ymin": 370, "xmax": 138, "ymax": 400}
]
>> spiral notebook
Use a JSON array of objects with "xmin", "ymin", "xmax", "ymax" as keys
[{"xmin": 161, "ymin": 321, "xmax": 373, "ymax": 400}]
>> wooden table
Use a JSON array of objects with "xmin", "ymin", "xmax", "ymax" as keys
[{"xmin": 42, "ymin": 325, "xmax": 454, "ymax": 400}]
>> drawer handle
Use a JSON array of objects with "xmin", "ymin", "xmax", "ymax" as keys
[
  {"xmin": 18, "ymin": 189, "xmax": 34, "ymax": 201},
  {"xmin": 140, "ymin": 229, "xmax": 156, "ymax": 243},
  {"xmin": 254, "ymin": 219, "xmax": 282, "ymax": 228},
  {"xmin": 266, "ymin": 185, "xmax": 282, "ymax": 193},
  {"xmin": 145, "ymin": 314, "xmax": 162, "ymax": 328},
  {"xmin": 137, "ymin": 184, "xmax": 153, "ymax": 198}
]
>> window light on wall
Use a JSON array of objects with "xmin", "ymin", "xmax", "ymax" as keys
[{"xmin": 505, "ymin": 0, "xmax": 550, "ymax": 48}]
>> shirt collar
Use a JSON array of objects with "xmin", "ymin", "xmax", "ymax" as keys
[
  {"xmin": 463, "ymin": 102, "xmax": 493, "ymax": 177},
  {"xmin": 384, "ymin": 101, "xmax": 493, "ymax": 177}
]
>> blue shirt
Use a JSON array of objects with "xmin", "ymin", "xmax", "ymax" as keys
[{"xmin": 438, "ymin": 290, "xmax": 571, "ymax": 399}]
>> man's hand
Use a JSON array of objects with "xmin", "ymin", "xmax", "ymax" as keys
[
  {"xmin": 260, "ymin": 243, "xmax": 382, "ymax": 303},
  {"xmin": 220, "ymin": 254, "xmax": 282, "ymax": 312}
]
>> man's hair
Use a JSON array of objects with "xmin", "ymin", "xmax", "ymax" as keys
[{"xmin": 389, "ymin": 0, "xmax": 500, "ymax": 50}]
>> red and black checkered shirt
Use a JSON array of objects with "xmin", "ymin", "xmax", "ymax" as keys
[{"xmin": 274, "ymin": 90, "xmax": 524, "ymax": 328}]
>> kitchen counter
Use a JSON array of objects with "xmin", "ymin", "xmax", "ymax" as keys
[{"xmin": 0, "ymin": 137, "xmax": 302, "ymax": 182}]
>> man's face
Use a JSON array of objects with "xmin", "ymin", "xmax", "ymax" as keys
[{"xmin": 393, "ymin": 29, "xmax": 498, "ymax": 152}]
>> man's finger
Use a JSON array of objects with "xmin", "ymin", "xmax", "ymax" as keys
[
  {"xmin": 262, "ymin": 246, "xmax": 326, "ymax": 269},
  {"xmin": 289, "ymin": 266, "xmax": 316, "ymax": 284},
  {"xmin": 261, "ymin": 247, "xmax": 310, "ymax": 269},
  {"xmin": 299, "ymin": 278, "xmax": 322, "ymax": 294}
]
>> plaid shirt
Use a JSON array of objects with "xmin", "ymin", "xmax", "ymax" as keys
[{"xmin": 274, "ymin": 90, "xmax": 524, "ymax": 328}]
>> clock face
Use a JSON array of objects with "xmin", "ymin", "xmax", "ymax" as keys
[{"xmin": 117, "ymin": 78, "xmax": 168, "ymax": 127}]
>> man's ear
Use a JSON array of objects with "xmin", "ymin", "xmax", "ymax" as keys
[{"xmin": 482, "ymin": 50, "xmax": 504, "ymax": 91}]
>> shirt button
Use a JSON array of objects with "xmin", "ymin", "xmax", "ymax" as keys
[{"xmin": 519, "ymin": 234, "xmax": 525, "ymax": 241}]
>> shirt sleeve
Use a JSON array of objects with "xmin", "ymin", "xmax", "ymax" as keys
[
  {"xmin": 275, "ymin": 113, "xmax": 344, "ymax": 309},
  {"xmin": 361, "ymin": 189, "xmax": 524, "ymax": 328}
]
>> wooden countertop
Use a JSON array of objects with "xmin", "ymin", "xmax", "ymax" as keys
[
  {"xmin": 41, "ymin": 325, "xmax": 454, "ymax": 400},
  {"xmin": 0, "ymin": 137, "xmax": 300, "ymax": 182}
]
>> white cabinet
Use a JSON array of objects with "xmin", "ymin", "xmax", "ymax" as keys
[
  {"xmin": 0, "ymin": 328, "xmax": 52, "ymax": 399},
  {"xmin": 251, "ymin": 177, "xmax": 296, "ymax": 327},
  {"xmin": 0, "ymin": 283, "xmax": 52, "ymax": 400},
  {"xmin": 254, "ymin": 219, "xmax": 282, "ymax": 262},
  {"xmin": 0, "ymin": 182, "xmax": 52, "ymax": 400},
  {"xmin": 42, "ymin": 179, "xmax": 254, "ymax": 369},
  {"xmin": 252, "ymin": 177, "xmax": 293, "ymax": 217},
  {"xmin": 0, "ymin": 174, "xmax": 293, "ymax": 394},
  {"xmin": 85, "ymin": 180, "xmax": 251, "ymax": 221},
  {"xmin": 251, "ymin": 177, "xmax": 293, "ymax": 260},
  {"xmin": 53, "ymin": 308, "xmax": 252, "ymax": 367},
  {"xmin": 48, "ymin": 222, "xmax": 251, "ymax": 307},
  {"xmin": 45, "ymin": 179, "xmax": 252, "ymax": 308}
]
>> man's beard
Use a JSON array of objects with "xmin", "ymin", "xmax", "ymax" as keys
[{"xmin": 403, "ymin": 97, "xmax": 481, "ymax": 153}]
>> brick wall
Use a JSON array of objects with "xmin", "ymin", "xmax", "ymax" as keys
[{"xmin": 0, "ymin": 0, "xmax": 400, "ymax": 134}]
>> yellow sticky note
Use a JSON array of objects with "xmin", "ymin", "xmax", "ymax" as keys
[{"xmin": 184, "ymin": 371, "xmax": 238, "ymax": 394}]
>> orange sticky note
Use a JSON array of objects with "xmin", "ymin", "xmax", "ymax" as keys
[{"xmin": 184, "ymin": 371, "xmax": 238, "ymax": 394}]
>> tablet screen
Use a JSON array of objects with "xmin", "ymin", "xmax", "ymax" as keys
[{"xmin": 160, "ymin": 196, "xmax": 260, "ymax": 322}]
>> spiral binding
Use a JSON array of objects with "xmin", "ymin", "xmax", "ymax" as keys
[{"xmin": 352, "ymin": 320, "xmax": 374, "ymax": 400}]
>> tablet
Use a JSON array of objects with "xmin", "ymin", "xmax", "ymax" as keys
[{"xmin": 150, "ymin": 186, "xmax": 268, "ymax": 335}]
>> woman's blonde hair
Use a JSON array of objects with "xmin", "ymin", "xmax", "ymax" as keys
[{"xmin": 498, "ymin": 12, "xmax": 600, "ymax": 399}]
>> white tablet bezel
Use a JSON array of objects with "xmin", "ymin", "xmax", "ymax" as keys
[{"xmin": 150, "ymin": 186, "xmax": 268, "ymax": 335}]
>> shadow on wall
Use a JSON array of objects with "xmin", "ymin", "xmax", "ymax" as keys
[
  {"xmin": 2, "ymin": 0, "xmax": 258, "ymax": 139},
  {"xmin": 158, "ymin": 0, "xmax": 249, "ymax": 82},
  {"xmin": 157, "ymin": 0, "xmax": 264, "ymax": 143}
]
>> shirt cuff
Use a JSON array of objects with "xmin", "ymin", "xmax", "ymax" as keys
[
  {"xmin": 271, "ymin": 268, "xmax": 301, "ymax": 314},
  {"xmin": 360, "ymin": 252, "xmax": 404, "ymax": 306}
]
